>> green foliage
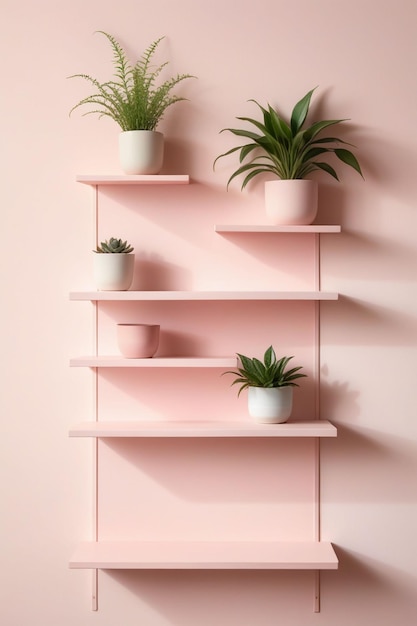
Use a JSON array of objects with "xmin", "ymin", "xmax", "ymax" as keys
[
  {"xmin": 94, "ymin": 237, "xmax": 134, "ymax": 253},
  {"xmin": 69, "ymin": 32, "xmax": 195, "ymax": 131},
  {"xmin": 214, "ymin": 88, "xmax": 363, "ymax": 188},
  {"xmin": 223, "ymin": 345, "xmax": 307, "ymax": 397}
]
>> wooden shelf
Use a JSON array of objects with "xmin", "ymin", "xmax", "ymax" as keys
[
  {"xmin": 69, "ymin": 290, "xmax": 339, "ymax": 301},
  {"xmin": 76, "ymin": 174, "xmax": 189, "ymax": 185},
  {"xmin": 70, "ymin": 356, "xmax": 237, "ymax": 368},
  {"xmin": 69, "ymin": 419, "xmax": 337, "ymax": 438},
  {"xmin": 215, "ymin": 225, "xmax": 341, "ymax": 233},
  {"xmin": 69, "ymin": 540, "xmax": 338, "ymax": 570}
]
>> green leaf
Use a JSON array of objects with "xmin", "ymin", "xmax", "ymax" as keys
[
  {"xmin": 263, "ymin": 345, "xmax": 275, "ymax": 368},
  {"xmin": 290, "ymin": 88, "xmax": 316, "ymax": 136},
  {"xmin": 303, "ymin": 119, "xmax": 347, "ymax": 142},
  {"xmin": 334, "ymin": 148, "xmax": 364, "ymax": 177},
  {"xmin": 268, "ymin": 106, "xmax": 292, "ymax": 141},
  {"xmin": 314, "ymin": 161, "xmax": 339, "ymax": 180},
  {"xmin": 240, "ymin": 167, "xmax": 278, "ymax": 189}
]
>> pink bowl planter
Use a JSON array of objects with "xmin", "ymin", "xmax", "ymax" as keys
[{"xmin": 117, "ymin": 324, "xmax": 160, "ymax": 358}]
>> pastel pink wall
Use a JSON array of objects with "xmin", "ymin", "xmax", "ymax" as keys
[{"xmin": 1, "ymin": 1, "xmax": 417, "ymax": 625}]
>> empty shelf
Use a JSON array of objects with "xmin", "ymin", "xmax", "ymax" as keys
[{"xmin": 69, "ymin": 540, "xmax": 338, "ymax": 570}]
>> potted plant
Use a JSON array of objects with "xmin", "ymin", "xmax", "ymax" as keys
[
  {"xmin": 93, "ymin": 237, "xmax": 135, "ymax": 291},
  {"xmin": 223, "ymin": 345, "xmax": 306, "ymax": 423},
  {"xmin": 69, "ymin": 32, "xmax": 195, "ymax": 174},
  {"xmin": 214, "ymin": 87, "xmax": 363, "ymax": 224}
]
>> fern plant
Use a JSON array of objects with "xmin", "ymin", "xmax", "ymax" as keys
[
  {"xmin": 94, "ymin": 238, "xmax": 134, "ymax": 253},
  {"xmin": 224, "ymin": 345, "xmax": 306, "ymax": 396},
  {"xmin": 214, "ymin": 87, "xmax": 363, "ymax": 189},
  {"xmin": 69, "ymin": 32, "xmax": 195, "ymax": 131}
]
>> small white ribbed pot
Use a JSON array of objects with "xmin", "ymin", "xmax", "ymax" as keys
[
  {"xmin": 247, "ymin": 386, "xmax": 293, "ymax": 424},
  {"xmin": 264, "ymin": 179, "xmax": 318, "ymax": 225},
  {"xmin": 93, "ymin": 253, "xmax": 134, "ymax": 291},
  {"xmin": 119, "ymin": 130, "xmax": 164, "ymax": 175}
]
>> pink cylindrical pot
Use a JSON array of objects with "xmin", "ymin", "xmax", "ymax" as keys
[
  {"xmin": 265, "ymin": 179, "xmax": 318, "ymax": 225},
  {"xmin": 117, "ymin": 324, "xmax": 160, "ymax": 358}
]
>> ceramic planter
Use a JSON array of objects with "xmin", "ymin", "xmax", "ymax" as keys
[
  {"xmin": 117, "ymin": 324, "xmax": 160, "ymax": 358},
  {"xmin": 247, "ymin": 386, "xmax": 293, "ymax": 424},
  {"xmin": 93, "ymin": 253, "xmax": 135, "ymax": 291},
  {"xmin": 264, "ymin": 179, "xmax": 318, "ymax": 225},
  {"xmin": 119, "ymin": 130, "xmax": 164, "ymax": 175}
]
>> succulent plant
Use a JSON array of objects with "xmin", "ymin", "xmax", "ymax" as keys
[
  {"xmin": 223, "ymin": 345, "xmax": 307, "ymax": 396},
  {"xmin": 94, "ymin": 238, "xmax": 134, "ymax": 253}
]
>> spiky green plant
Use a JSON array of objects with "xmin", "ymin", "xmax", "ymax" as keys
[
  {"xmin": 223, "ymin": 345, "xmax": 306, "ymax": 397},
  {"xmin": 214, "ymin": 87, "xmax": 363, "ymax": 189},
  {"xmin": 94, "ymin": 238, "xmax": 134, "ymax": 253},
  {"xmin": 69, "ymin": 32, "xmax": 195, "ymax": 131}
]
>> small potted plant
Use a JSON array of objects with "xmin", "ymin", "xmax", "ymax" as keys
[
  {"xmin": 93, "ymin": 237, "xmax": 134, "ymax": 291},
  {"xmin": 69, "ymin": 32, "xmax": 195, "ymax": 174},
  {"xmin": 223, "ymin": 345, "xmax": 307, "ymax": 423},
  {"xmin": 214, "ymin": 87, "xmax": 363, "ymax": 224}
]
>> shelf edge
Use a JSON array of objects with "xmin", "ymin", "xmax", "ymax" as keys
[
  {"xmin": 69, "ymin": 419, "xmax": 338, "ymax": 438},
  {"xmin": 69, "ymin": 540, "xmax": 339, "ymax": 570},
  {"xmin": 69, "ymin": 290, "xmax": 339, "ymax": 301},
  {"xmin": 76, "ymin": 174, "xmax": 189, "ymax": 185},
  {"xmin": 215, "ymin": 225, "xmax": 341, "ymax": 234}
]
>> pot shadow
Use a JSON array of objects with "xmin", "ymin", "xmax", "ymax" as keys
[{"xmin": 131, "ymin": 255, "xmax": 193, "ymax": 291}]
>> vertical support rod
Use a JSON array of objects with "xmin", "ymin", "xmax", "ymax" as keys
[
  {"xmin": 314, "ymin": 233, "xmax": 321, "ymax": 613},
  {"xmin": 91, "ymin": 184, "xmax": 99, "ymax": 612}
]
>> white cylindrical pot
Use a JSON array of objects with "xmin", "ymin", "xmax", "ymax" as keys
[
  {"xmin": 119, "ymin": 130, "xmax": 164, "ymax": 175},
  {"xmin": 265, "ymin": 179, "xmax": 318, "ymax": 225},
  {"xmin": 247, "ymin": 386, "xmax": 293, "ymax": 424},
  {"xmin": 93, "ymin": 253, "xmax": 135, "ymax": 291},
  {"xmin": 117, "ymin": 324, "xmax": 160, "ymax": 358}
]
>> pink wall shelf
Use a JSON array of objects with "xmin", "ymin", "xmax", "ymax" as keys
[
  {"xmin": 215, "ymin": 225, "xmax": 341, "ymax": 233},
  {"xmin": 70, "ymin": 356, "xmax": 237, "ymax": 368},
  {"xmin": 70, "ymin": 172, "xmax": 340, "ymax": 612},
  {"xmin": 69, "ymin": 540, "xmax": 338, "ymax": 571},
  {"xmin": 69, "ymin": 419, "xmax": 337, "ymax": 438},
  {"xmin": 76, "ymin": 174, "xmax": 189, "ymax": 185},
  {"xmin": 70, "ymin": 290, "xmax": 338, "ymax": 301}
]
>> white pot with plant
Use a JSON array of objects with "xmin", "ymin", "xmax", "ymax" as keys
[
  {"xmin": 223, "ymin": 345, "xmax": 307, "ymax": 424},
  {"xmin": 93, "ymin": 237, "xmax": 134, "ymax": 291},
  {"xmin": 214, "ymin": 87, "xmax": 363, "ymax": 224},
  {"xmin": 69, "ymin": 32, "xmax": 195, "ymax": 175}
]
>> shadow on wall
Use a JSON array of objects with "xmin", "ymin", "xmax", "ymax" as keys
[
  {"xmin": 322, "ymin": 227, "xmax": 417, "ymax": 282},
  {"xmin": 323, "ymin": 547, "xmax": 417, "ymax": 622},
  {"xmin": 101, "ymin": 569, "xmax": 316, "ymax": 623},
  {"xmin": 99, "ymin": 436, "xmax": 315, "ymax": 504},
  {"xmin": 320, "ymin": 373, "xmax": 361, "ymax": 422},
  {"xmin": 322, "ymin": 295, "xmax": 417, "ymax": 346},
  {"xmin": 321, "ymin": 424, "xmax": 417, "ymax": 504}
]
